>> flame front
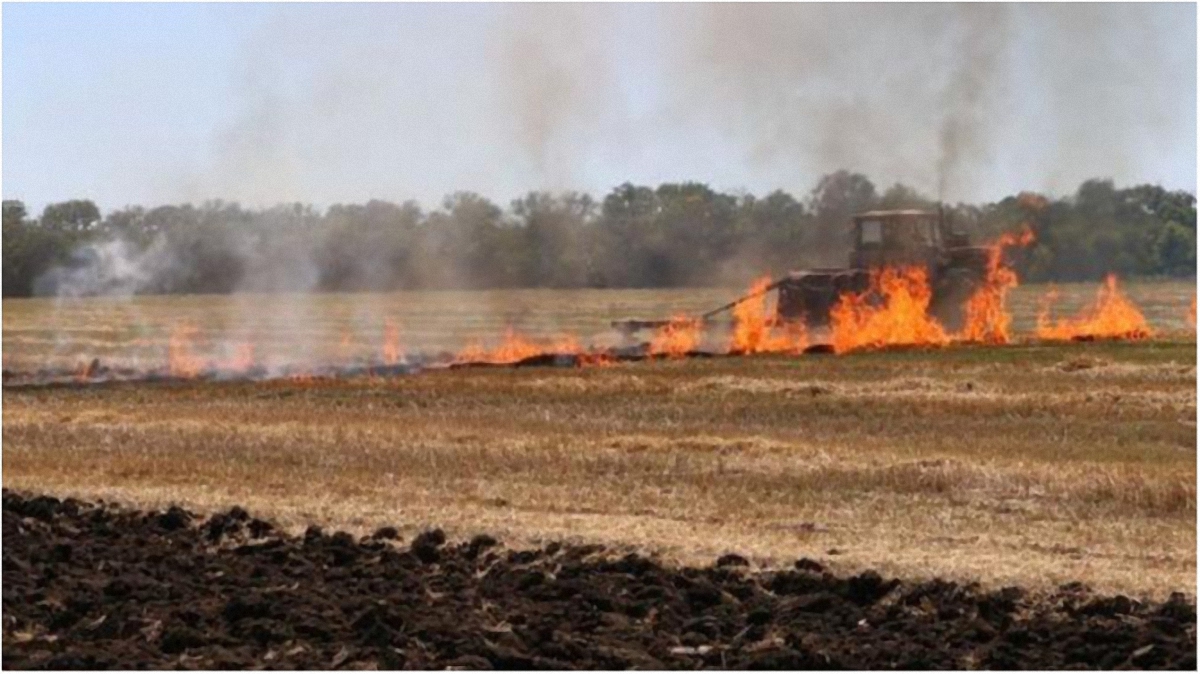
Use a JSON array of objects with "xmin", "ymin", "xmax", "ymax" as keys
[
  {"xmin": 1036, "ymin": 275, "xmax": 1152, "ymax": 341},
  {"xmin": 167, "ymin": 323, "xmax": 206, "ymax": 378},
  {"xmin": 730, "ymin": 277, "xmax": 808, "ymax": 354},
  {"xmin": 649, "ymin": 316, "xmax": 702, "ymax": 358},
  {"xmin": 959, "ymin": 228, "xmax": 1035, "ymax": 344},
  {"xmin": 225, "ymin": 341, "xmax": 255, "ymax": 372},
  {"xmin": 382, "ymin": 320, "xmax": 404, "ymax": 365},
  {"xmin": 830, "ymin": 267, "xmax": 949, "ymax": 355},
  {"xmin": 28, "ymin": 246, "xmax": 1177, "ymax": 388},
  {"xmin": 455, "ymin": 328, "xmax": 585, "ymax": 365}
]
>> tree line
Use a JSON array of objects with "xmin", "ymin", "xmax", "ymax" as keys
[{"xmin": 3, "ymin": 171, "xmax": 1195, "ymax": 297}]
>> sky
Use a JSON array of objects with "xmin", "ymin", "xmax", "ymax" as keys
[{"xmin": 2, "ymin": 2, "xmax": 1197, "ymax": 216}]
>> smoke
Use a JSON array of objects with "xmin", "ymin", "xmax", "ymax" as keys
[
  {"xmin": 660, "ymin": 4, "xmax": 1019, "ymax": 202},
  {"xmin": 148, "ymin": 3, "xmax": 1193, "ymax": 212},
  {"xmin": 1031, "ymin": 4, "xmax": 1195, "ymax": 194},
  {"xmin": 22, "ymin": 5, "xmax": 1195, "ymax": 313},
  {"xmin": 659, "ymin": 3, "xmax": 1192, "ymax": 202},
  {"xmin": 935, "ymin": 5, "xmax": 1014, "ymax": 201},
  {"xmin": 489, "ymin": 4, "xmax": 619, "ymax": 186},
  {"xmin": 35, "ymin": 236, "xmax": 175, "ymax": 298}
]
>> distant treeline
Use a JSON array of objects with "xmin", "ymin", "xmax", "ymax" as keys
[{"xmin": 3, "ymin": 171, "xmax": 1195, "ymax": 297}]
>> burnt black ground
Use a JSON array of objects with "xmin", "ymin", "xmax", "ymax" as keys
[{"xmin": 2, "ymin": 490, "xmax": 1195, "ymax": 670}]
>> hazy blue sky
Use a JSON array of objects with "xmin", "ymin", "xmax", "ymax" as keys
[{"xmin": 3, "ymin": 3, "xmax": 1196, "ymax": 215}]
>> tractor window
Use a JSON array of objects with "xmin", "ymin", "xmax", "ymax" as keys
[
  {"xmin": 886, "ymin": 220, "xmax": 931, "ymax": 248},
  {"xmin": 860, "ymin": 220, "xmax": 883, "ymax": 245}
]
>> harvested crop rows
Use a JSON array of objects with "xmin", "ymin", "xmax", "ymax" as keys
[
  {"xmin": 3, "ymin": 491, "xmax": 1195, "ymax": 670},
  {"xmin": 3, "ymin": 283, "xmax": 1196, "ymax": 669},
  {"xmin": 4, "ymin": 338, "xmax": 1195, "ymax": 600}
]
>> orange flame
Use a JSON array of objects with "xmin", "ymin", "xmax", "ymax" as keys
[
  {"xmin": 1188, "ymin": 296, "xmax": 1196, "ymax": 331},
  {"xmin": 1036, "ymin": 275, "xmax": 1152, "ymax": 341},
  {"xmin": 730, "ymin": 277, "xmax": 808, "ymax": 354},
  {"xmin": 455, "ymin": 327, "xmax": 579, "ymax": 364},
  {"xmin": 167, "ymin": 323, "xmax": 206, "ymax": 378},
  {"xmin": 577, "ymin": 352, "xmax": 616, "ymax": 367},
  {"xmin": 382, "ymin": 320, "xmax": 404, "ymax": 365},
  {"xmin": 224, "ymin": 341, "xmax": 255, "ymax": 372},
  {"xmin": 649, "ymin": 316, "xmax": 702, "ymax": 358},
  {"xmin": 958, "ymin": 228, "xmax": 1034, "ymax": 344},
  {"xmin": 830, "ymin": 267, "xmax": 949, "ymax": 355}
]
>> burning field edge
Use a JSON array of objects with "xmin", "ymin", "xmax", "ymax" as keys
[
  {"xmin": 2, "ymin": 334, "xmax": 1188, "ymax": 391},
  {"xmin": 2, "ymin": 490, "xmax": 1195, "ymax": 670}
]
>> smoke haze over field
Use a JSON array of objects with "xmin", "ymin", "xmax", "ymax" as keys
[{"xmin": 2, "ymin": 3, "xmax": 1195, "ymax": 213}]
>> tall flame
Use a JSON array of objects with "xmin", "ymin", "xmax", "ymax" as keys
[
  {"xmin": 730, "ymin": 277, "xmax": 808, "ymax": 354},
  {"xmin": 1036, "ymin": 275, "xmax": 1152, "ymax": 341},
  {"xmin": 830, "ymin": 267, "xmax": 949, "ymax": 355},
  {"xmin": 382, "ymin": 319, "xmax": 404, "ymax": 365},
  {"xmin": 225, "ymin": 341, "xmax": 255, "ymax": 372},
  {"xmin": 958, "ymin": 228, "xmax": 1035, "ymax": 344},
  {"xmin": 1188, "ymin": 296, "xmax": 1196, "ymax": 331},
  {"xmin": 167, "ymin": 323, "xmax": 206, "ymax": 378},
  {"xmin": 649, "ymin": 316, "xmax": 702, "ymax": 358}
]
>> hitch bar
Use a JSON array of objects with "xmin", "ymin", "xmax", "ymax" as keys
[{"xmin": 610, "ymin": 279, "xmax": 784, "ymax": 334}]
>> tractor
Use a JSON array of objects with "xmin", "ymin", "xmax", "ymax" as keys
[{"xmin": 612, "ymin": 207, "xmax": 992, "ymax": 338}]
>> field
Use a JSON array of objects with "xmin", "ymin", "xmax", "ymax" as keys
[
  {"xmin": 3, "ymin": 279, "xmax": 1195, "ymax": 372},
  {"xmin": 2, "ymin": 281, "xmax": 1196, "ymax": 604},
  {"xmin": 5, "ymin": 491, "xmax": 1194, "ymax": 669}
]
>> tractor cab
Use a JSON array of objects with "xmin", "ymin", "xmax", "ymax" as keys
[
  {"xmin": 850, "ymin": 210, "xmax": 944, "ymax": 271},
  {"xmin": 774, "ymin": 208, "xmax": 983, "ymax": 328}
]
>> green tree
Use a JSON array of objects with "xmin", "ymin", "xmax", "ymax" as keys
[
  {"xmin": 594, "ymin": 183, "xmax": 662, "ymax": 287},
  {"xmin": 40, "ymin": 200, "xmax": 101, "ymax": 236},
  {"xmin": 511, "ymin": 191, "xmax": 593, "ymax": 288},
  {"xmin": 808, "ymin": 171, "xmax": 878, "ymax": 262}
]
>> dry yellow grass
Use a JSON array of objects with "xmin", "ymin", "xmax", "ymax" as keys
[{"xmin": 3, "ymin": 335, "xmax": 1195, "ymax": 600}]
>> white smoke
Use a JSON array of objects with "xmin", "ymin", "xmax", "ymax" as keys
[{"xmin": 35, "ymin": 236, "xmax": 174, "ymax": 298}]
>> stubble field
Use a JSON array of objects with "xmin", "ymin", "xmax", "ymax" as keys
[{"xmin": 2, "ymin": 281, "xmax": 1195, "ymax": 601}]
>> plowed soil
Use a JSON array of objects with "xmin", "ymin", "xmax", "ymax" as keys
[{"xmin": 2, "ymin": 491, "xmax": 1194, "ymax": 670}]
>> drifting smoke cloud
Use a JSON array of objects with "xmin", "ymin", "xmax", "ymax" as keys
[
  {"xmin": 662, "ymin": 4, "xmax": 1013, "ymax": 202},
  {"xmin": 35, "ymin": 237, "xmax": 175, "ymax": 298},
  {"xmin": 659, "ymin": 3, "xmax": 1192, "ymax": 201},
  {"xmin": 490, "ymin": 4, "xmax": 618, "ymax": 186},
  {"xmin": 159, "ymin": 3, "xmax": 1193, "ymax": 209},
  {"xmin": 935, "ymin": 5, "xmax": 1014, "ymax": 201}
]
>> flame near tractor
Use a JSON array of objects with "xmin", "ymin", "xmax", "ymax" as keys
[
  {"xmin": 49, "ymin": 207, "xmax": 1173, "ymax": 385},
  {"xmin": 1036, "ymin": 275, "xmax": 1153, "ymax": 341},
  {"xmin": 615, "ymin": 208, "xmax": 1039, "ymax": 355}
]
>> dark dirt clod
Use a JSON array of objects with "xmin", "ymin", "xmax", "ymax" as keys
[
  {"xmin": 466, "ymin": 533, "xmax": 498, "ymax": 560},
  {"xmin": 1, "ymin": 489, "xmax": 1194, "ymax": 670},
  {"xmin": 247, "ymin": 518, "xmax": 274, "ymax": 538},
  {"xmin": 410, "ymin": 528, "xmax": 446, "ymax": 564},
  {"xmin": 155, "ymin": 506, "xmax": 191, "ymax": 532},
  {"xmin": 794, "ymin": 557, "xmax": 826, "ymax": 573},
  {"xmin": 370, "ymin": 526, "xmax": 399, "ymax": 540},
  {"xmin": 715, "ymin": 553, "xmax": 749, "ymax": 568}
]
